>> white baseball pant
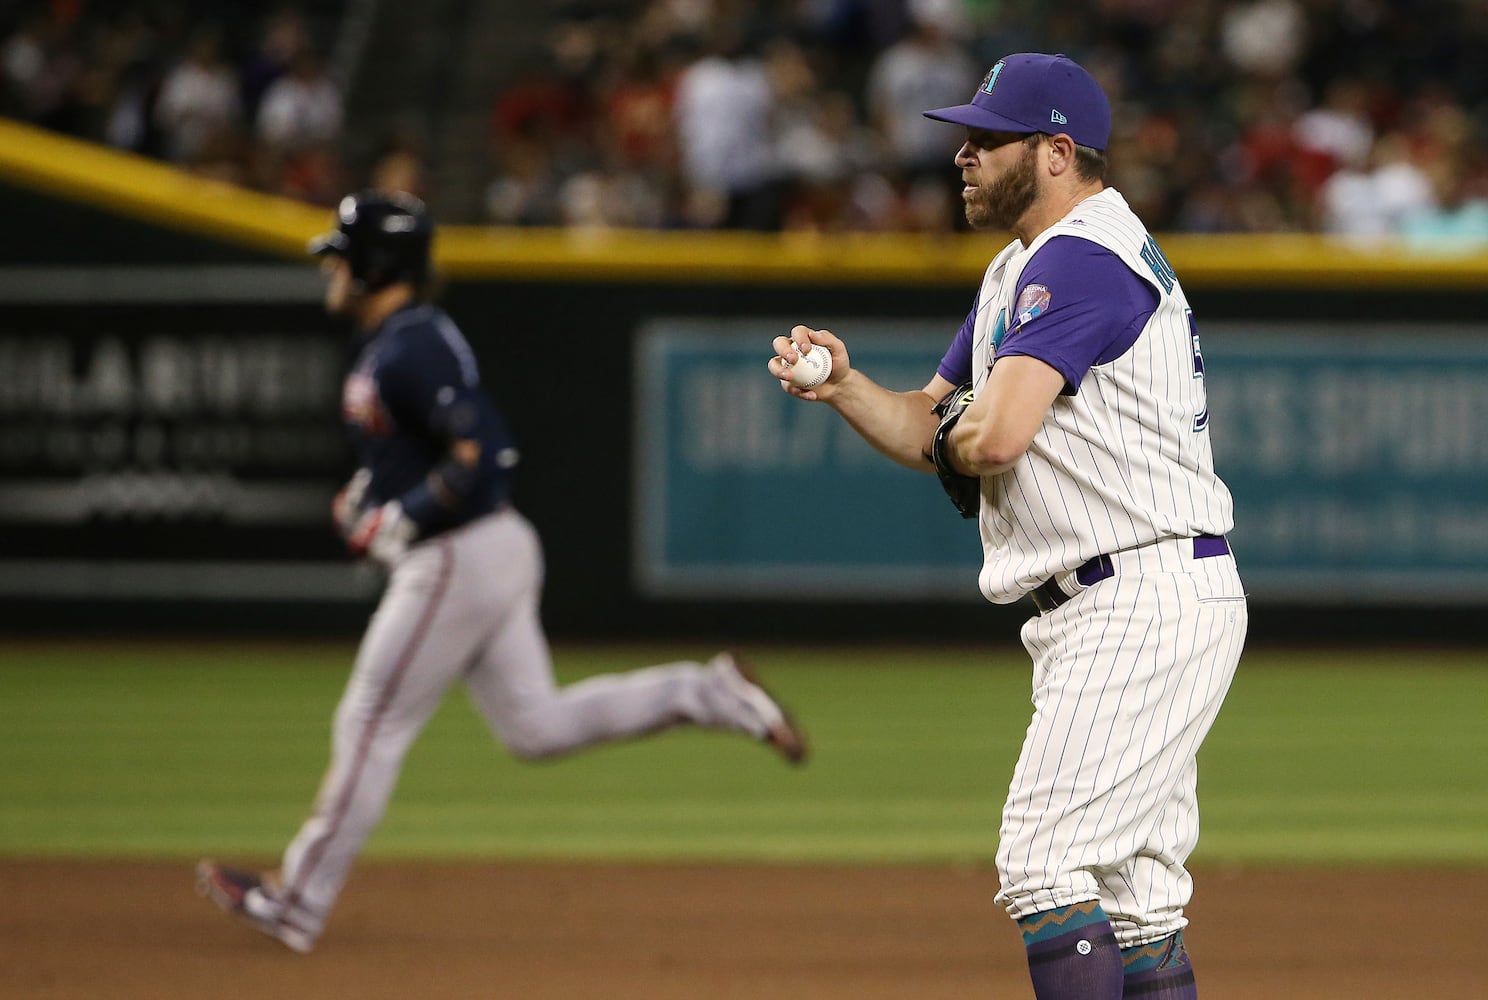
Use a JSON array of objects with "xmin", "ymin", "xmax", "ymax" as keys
[
  {"xmin": 994, "ymin": 536, "xmax": 1247, "ymax": 947},
  {"xmin": 267, "ymin": 508, "xmax": 775, "ymax": 941}
]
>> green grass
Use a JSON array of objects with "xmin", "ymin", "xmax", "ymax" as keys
[
  {"xmin": 1198, "ymin": 654, "xmax": 1488, "ymax": 863},
  {"xmin": 0, "ymin": 641, "xmax": 1484, "ymax": 865}
]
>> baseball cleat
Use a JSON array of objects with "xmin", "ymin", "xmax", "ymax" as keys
[
  {"xmin": 195, "ymin": 859, "xmax": 315, "ymax": 954},
  {"xmin": 717, "ymin": 652, "xmax": 810, "ymax": 765}
]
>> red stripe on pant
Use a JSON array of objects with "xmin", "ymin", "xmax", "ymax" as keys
[{"xmin": 284, "ymin": 539, "xmax": 454, "ymax": 915}]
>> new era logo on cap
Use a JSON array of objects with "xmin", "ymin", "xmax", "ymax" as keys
[{"xmin": 922, "ymin": 52, "xmax": 1112, "ymax": 151}]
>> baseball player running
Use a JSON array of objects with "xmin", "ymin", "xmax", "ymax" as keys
[
  {"xmin": 768, "ymin": 54, "xmax": 1245, "ymax": 1000},
  {"xmin": 198, "ymin": 190, "xmax": 807, "ymax": 953}
]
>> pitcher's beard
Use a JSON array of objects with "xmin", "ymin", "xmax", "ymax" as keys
[{"xmin": 964, "ymin": 143, "xmax": 1039, "ymax": 232}]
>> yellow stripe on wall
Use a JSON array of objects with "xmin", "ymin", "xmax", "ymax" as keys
[
  {"xmin": 3, "ymin": 116, "xmax": 1486, "ymax": 288},
  {"xmin": 0, "ymin": 117, "xmax": 327, "ymax": 256}
]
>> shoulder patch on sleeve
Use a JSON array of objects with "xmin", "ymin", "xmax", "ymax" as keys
[{"xmin": 1015, "ymin": 283, "xmax": 1051, "ymax": 327}]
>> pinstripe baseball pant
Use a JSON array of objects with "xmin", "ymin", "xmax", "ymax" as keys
[{"xmin": 994, "ymin": 537, "xmax": 1247, "ymax": 947}]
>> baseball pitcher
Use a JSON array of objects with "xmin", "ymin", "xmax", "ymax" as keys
[{"xmin": 768, "ymin": 53, "xmax": 1245, "ymax": 1000}]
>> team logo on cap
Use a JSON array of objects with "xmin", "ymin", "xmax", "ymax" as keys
[{"xmin": 980, "ymin": 60, "xmax": 1006, "ymax": 95}]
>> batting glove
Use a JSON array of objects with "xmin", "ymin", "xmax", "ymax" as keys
[
  {"xmin": 346, "ymin": 500, "xmax": 418, "ymax": 566},
  {"xmin": 332, "ymin": 468, "xmax": 373, "ymax": 539}
]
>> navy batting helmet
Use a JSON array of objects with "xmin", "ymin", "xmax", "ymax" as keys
[{"xmin": 309, "ymin": 190, "xmax": 433, "ymax": 291}]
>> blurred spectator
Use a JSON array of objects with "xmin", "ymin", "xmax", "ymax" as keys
[
  {"xmin": 1222, "ymin": 77, "xmax": 1314, "ymax": 228},
  {"xmin": 557, "ymin": 168, "xmax": 670, "ymax": 229},
  {"xmin": 1401, "ymin": 154, "xmax": 1488, "ymax": 253},
  {"xmin": 483, "ymin": 16, "xmax": 607, "ymax": 226},
  {"xmin": 255, "ymin": 48, "xmax": 342, "ymax": 154},
  {"xmin": 1318, "ymin": 131, "xmax": 1437, "ymax": 240},
  {"xmin": 603, "ymin": 43, "xmax": 679, "ymax": 175},
  {"xmin": 1399, "ymin": 102, "xmax": 1488, "ymax": 252},
  {"xmin": 368, "ymin": 135, "xmax": 430, "ymax": 200},
  {"xmin": 485, "ymin": 137, "xmax": 566, "ymax": 226},
  {"xmin": 4, "ymin": 0, "xmax": 1488, "ymax": 239},
  {"xmin": 671, "ymin": 20, "xmax": 779, "ymax": 228},
  {"xmin": 799, "ymin": 0, "xmax": 914, "ymax": 57},
  {"xmin": 241, "ymin": 7, "xmax": 309, "ymax": 124},
  {"xmin": 588, "ymin": 34, "xmax": 691, "ymax": 227},
  {"xmin": 101, "ymin": 14, "xmax": 168, "ymax": 154},
  {"xmin": 1, "ymin": 8, "xmax": 83, "ymax": 131},
  {"xmin": 255, "ymin": 47, "xmax": 344, "ymax": 204},
  {"xmin": 53, "ymin": 14, "xmax": 143, "ymax": 146},
  {"xmin": 0, "ymin": 13, "xmax": 48, "ymax": 114},
  {"xmin": 1292, "ymin": 78, "xmax": 1374, "ymax": 182},
  {"xmin": 776, "ymin": 88, "xmax": 886, "ymax": 231},
  {"xmin": 488, "ymin": 41, "xmax": 595, "ymax": 164},
  {"xmin": 275, "ymin": 138, "xmax": 343, "ymax": 205},
  {"xmin": 1220, "ymin": 0, "xmax": 1306, "ymax": 80},
  {"xmin": 859, "ymin": 0, "xmax": 982, "ymax": 232},
  {"xmin": 189, "ymin": 125, "xmax": 253, "ymax": 186},
  {"xmin": 1107, "ymin": 111, "xmax": 1183, "ymax": 230},
  {"xmin": 865, "ymin": 0, "xmax": 977, "ymax": 184},
  {"xmin": 153, "ymin": 27, "xmax": 240, "ymax": 163}
]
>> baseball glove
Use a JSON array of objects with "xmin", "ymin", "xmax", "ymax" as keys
[{"xmin": 927, "ymin": 381, "xmax": 980, "ymax": 519}]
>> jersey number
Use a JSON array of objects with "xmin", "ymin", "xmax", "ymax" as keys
[
  {"xmin": 1188, "ymin": 309, "xmax": 1209, "ymax": 432},
  {"xmin": 1140, "ymin": 236, "xmax": 1208, "ymax": 433}
]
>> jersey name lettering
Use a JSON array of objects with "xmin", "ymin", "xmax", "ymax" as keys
[{"xmin": 1139, "ymin": 236, "xmax": 1177, "ymax": 294}]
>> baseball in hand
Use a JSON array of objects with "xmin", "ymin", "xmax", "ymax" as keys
[{"xmin": 785, "ymin": 343, "xmax": 832, "ymax": 389}]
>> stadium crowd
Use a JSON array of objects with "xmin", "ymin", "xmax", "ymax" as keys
[
  {"xmin": 4, "ymin": 0, "xmax": 1487, "ymax": 244},
  {"xmin": 0, "ymin": 3, "xmax": 353, "ymax": 205}
]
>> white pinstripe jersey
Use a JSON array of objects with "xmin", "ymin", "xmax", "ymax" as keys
[{"xmin": 971, "ymin": 188, "xmax": 1235, "ymax": 603}]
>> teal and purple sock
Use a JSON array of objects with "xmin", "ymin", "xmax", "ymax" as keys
[
  {"xmin": 1017, "ymin": 900, "xmax": 1123, "ymax": 1000},
  {"xmin": 1120, "ymin": 931, "xmax": 1197, "ymax": 998}
]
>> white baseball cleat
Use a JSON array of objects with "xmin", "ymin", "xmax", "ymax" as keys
[
  {"xmin": 195, "ymin": 859, "xmax": 316, "ymax": 954},
  {"xmin": 715, "ymin": 652, "xmax": 809, "ymax": 765}
]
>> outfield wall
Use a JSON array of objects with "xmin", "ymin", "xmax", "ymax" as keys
[{"xmin": 2, "ymin": 120, "xmax": 1486, "ymax": 641}]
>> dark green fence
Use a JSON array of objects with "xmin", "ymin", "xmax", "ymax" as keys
[{"xmin": 3, "ymin": 181, "xmax": 1486, "ymax": 642}]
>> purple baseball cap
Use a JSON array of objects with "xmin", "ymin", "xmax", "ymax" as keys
[{"xmin": 923, "ymin": 53, "xmax": 1111, "ymax": 151}]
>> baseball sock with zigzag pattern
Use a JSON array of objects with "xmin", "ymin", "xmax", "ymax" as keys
[
  {"xmin": 1017, "ymin": 900, "xmax": 1124, "ymax": 1000},
  {"xmin": 1120, "ymin": 930, "xmax": 1197, "ymax": 998}
]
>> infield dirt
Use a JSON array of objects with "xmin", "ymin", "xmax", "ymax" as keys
[{"xmin": 3, "ymin": 860, "xmax": 1481, "ymax": 999}]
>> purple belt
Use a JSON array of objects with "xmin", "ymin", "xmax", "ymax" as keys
[{"xmin": 1030, "ymin": 534, "xmax": 1230, "ymax": 615}]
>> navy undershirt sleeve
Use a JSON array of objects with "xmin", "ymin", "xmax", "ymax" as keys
[
  {"xmin": 376, "ymin": 333, "xmax": 467, "ymax": 435},
  {"xmin": 377, "ymin": 328, "xmax": 500, "ymax": 528},
  {"xmin": 994, "ymin": 236, "xmax": 1158, "ymax": 393}
]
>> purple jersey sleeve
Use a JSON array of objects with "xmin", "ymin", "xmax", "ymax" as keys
[
  {"xmin": 936, "ymin": 289, "xmax": 979, "ymax": 386},
  {"xmin": 994, "ymin": 236, "xmax": 1158, "ymax": 393}
]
